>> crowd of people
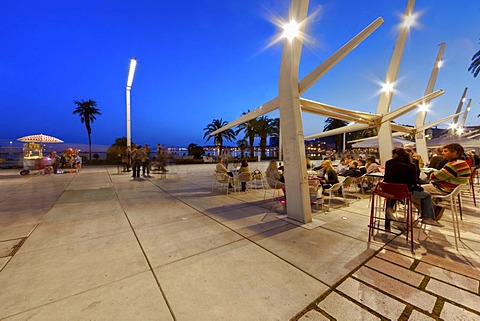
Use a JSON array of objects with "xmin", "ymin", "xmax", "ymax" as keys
[
  {"xmin": 117, "ymin": 143, "xmax": 169, "ymax": 180},
  {"xmin": 255, "ymin": 142, "xmax": 477, "ymax": 231}
]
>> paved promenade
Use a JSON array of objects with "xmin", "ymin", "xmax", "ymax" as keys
[{"xmin": 0, "ymin": 164, "xmax": 479, "ymax": 320}]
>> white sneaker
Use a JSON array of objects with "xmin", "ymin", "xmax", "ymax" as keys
[{"xmin": 422, "ymin": 218, "xmax": 444, "ymax": 227}]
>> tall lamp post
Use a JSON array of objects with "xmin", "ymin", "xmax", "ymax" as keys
[{"xmin": 126, "ymin": 58, "xmax": 137, "ymax": 161}]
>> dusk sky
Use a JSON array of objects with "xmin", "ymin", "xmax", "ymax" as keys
[{"xmin": 1, "ymin": 0, "xmax": 479, "ymax": 149}]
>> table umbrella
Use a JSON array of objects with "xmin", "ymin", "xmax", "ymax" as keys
[{"xmin": 17, "ymin": 134, "xmax": 64, "ymax": 143}]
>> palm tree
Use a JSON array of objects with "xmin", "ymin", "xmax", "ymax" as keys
[
  {"xmin": 468, "ymin": 45, "xmax": 480, "ymax": 78},
  {"xmin": 324, "ymin": 118, "xmax": 348, "ymax": 151},
  {"xmin": 73, "ymin": 99, "xmax": 102, "ymax": 160},
  {"xmin": 237, "ymin": 139, "xmax": 248, "ymax": 158},
  {"xmin": 256, "ymin": 116, "xmax": 276, "ymax": 159},
  {"xmin": 236, "ymin": 111, "xmax": 258, "ymax": 158},
  {"xmin": 203, "ymin": 118, "xmax": 236, "ymax": 156}
]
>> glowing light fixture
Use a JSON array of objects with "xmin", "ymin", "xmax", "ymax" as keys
[
  {"xmin": 382, "ymin": 82, "xmax": 394, "ymax": 93},
  {"xmin": 449, "ymin": 122, "xmax": 457, "ymax": 129},
  {"xmin": 282, "ymin": 20, "xmax": 300, "ymax": 40},
  {"xmin": 437, "ymin": 60, "xmax": 443, "ymax": 68},
  {"xmin": 402, "ymin": 13, "xmax": 416, "ymax": 28},
  {"xmin": 127, "ymin": 58, "xmax": 137, "ymax": 88},
  {"xmin": 126, "ymin": 57, "xmax": 137, "ymax": 159},
  {"xmin": 457, "ymin": 127, "xmax": 464, "ymax": 135},
  {"xmin": 418, "ymin": 103, "xmax": 429, "ymax": 112}
]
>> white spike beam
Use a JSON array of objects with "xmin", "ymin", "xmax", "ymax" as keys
[
  {"xmin": 348, "ymin": 131, "xmax": 406, "ymax": 143},
  {"xmin": 452, "ymin": 87, "xmax": 468, "ymax": 126},
  {"xmin": 298, "ymin": 17, "xmax": 384, "ymax": 93},
  {"xmin": 210, "ymin": 97, "xmax": 280, "ymax": 136},
  {"xmin": 459, "ymin": 99, "xmax": 472, "ymax": 129},
  {"xmin": 391, "ymin": 123, "xmax": 414, "ymax": 133},
  {"xmin": 279, "ymin": 0, "xmax": 312, "ymax": 224},
  {"xmin": 416, "ymin": 112, "xmax": 463, "ymax": 132},
  {"xmin": 209, "ymin": 18, "xmax": 384, "ymax": 136},
  {"xmin": 300, "ymin": 99, "xmax": 376, "ymax": 124},
  {"xmin": 415, "ymin": 42, "xmax": 446, "ymax": 164},
  {"xmin": 305, "ymin": 123, "xmax": 370, "ymax": 140},
  {"xmin": 380, "ymin": 90, "xmax": 444, "ymax": 124},
  {"xmin": 377, "ymin": 0, "xmax": 415, "ymax": 165},
  {"xmin": 305, "ymin": 90, "xmax": 444, "ymax": 141},
  {"xmin": 300, "ymin": 98, "xmax": 378, "ymax": 121}
]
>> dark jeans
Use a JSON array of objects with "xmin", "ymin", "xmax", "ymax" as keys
[
  {"xmin": 142, "ymin": 160, "xmax": 150, "ymax": 176},
  {"xmin": 132, "ymin": 160, "xmax": 142, "ymax": 178}
]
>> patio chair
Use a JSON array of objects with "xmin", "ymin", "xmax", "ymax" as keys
[
  {"xmin": 263, "ymin": 176, "xmax": 285, "ymax": 209},
  {"xmin": 323, "ymin": 181, "xmax": 347, "ymax": 211},
  {"xmin": 429, "ymin": 183, "xmax": 467, "ymax": 250},
  {"xmin": 252, "ymin": 170, "xmax": 265, "ymax": 190},
  {"xmin": 212, "ymin": 171, "xmax": 234, "ymax": 195},
  {"xmin": 237, "ymin": 172, "xmax": 253, "ymax": 192},
  {"xmin": 368, "ymin": 182, "xmax": 414, "ymax": 252}
]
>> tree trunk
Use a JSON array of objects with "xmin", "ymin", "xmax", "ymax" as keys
[{"xmin": 88, "ymin": 133, "xmax": 92, "ymax": 160}]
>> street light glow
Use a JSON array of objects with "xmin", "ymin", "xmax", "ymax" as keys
[
  {"xmin": 437, "ymin": 60, "xmax": 443, "ymax": 68},
  {"xmin": 127, "ymin": 58, "xmax": 137, "ymax": 88},
  {"xmin": 449, "ymin": 122, "xmax": 457, "ymax": 129},
  {"xmin": 282, "ymin": 20, "xmax": 300, "ymax": 40}
]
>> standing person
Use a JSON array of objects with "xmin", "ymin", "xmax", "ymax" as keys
[
  {"xmin": 422, "ymin": 143, "xmax": 472, "ymax": 220},
  {"xmin": 384, "ymin": 148, "xmax": 440, "ymax": 228},
  {"xmin": 131, "ymin": 145, "xmax": 145, "ymax": 179},
  {"xmin": 51, "ymin": 151, "xmax": 60, "ymax": 174},
  {"xmin": 142, "ymin": 144, "xmax": 151, "ymax": 177},
  {"xmin": 238, "ymin": 159, "xmax": 251, "ymax": 192}
]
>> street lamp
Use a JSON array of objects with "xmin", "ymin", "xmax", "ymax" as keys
[{"xmin": 126, "ymin": 58, "xmax": 137, "ymax": 160}]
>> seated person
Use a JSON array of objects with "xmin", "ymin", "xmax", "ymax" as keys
[
  {"xmin": 365, "ymin": 156, "xmax": 380, "ymax": 174},
  {"xmin": 318, "ymin": 160, "xmax": 338, "ymax": 189},
  {"xmin": 384, "ymin": 148, "xmax": 440, "ymax": 228},
  {"xmin": 238, "ymin": 159, "xmax": 251, "ymax": 192},
  {"xmin": 216, "ymin": 157, "xmax": 234, "ymax": 188},
  {"xmin": 266, "ymin": 160, "xmax": 285, "ymax": 194},
  {"xmin": 358, "ymin": 159, "xmax": 367, "ymax": 176},
  {"xmin": 428, "ymin": 147, "xmax": 444, "ymax": 170},
  {"xmin": 422, "ymin": 143, "xmax": 472, "ymax": 220},
  {"xmin": 341, "ymin": 161, "xmax": 361, "ymax": 177}
]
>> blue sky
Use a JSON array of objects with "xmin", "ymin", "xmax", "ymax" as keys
[{"xmin": 1, "ymin": 0, "xmax": 479, "ymax": 148}]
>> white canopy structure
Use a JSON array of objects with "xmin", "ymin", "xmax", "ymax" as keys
[{"xmin": 352, "ymin": 137, "xmax": 414, "ymax": 149}]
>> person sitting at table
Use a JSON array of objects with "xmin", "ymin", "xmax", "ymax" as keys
[
  {"xmin": 366, "ymin": 156, "xmax": 380, "ymax": 174},
  {"xmin": 358, "ymin": 159, "xmax": 367, "ymax": 176},
  {"xmin": 428, "ymin": 147, "xmax": 444, "ymax": 170},
  {"xmin": 238, "ymin": 159, "xmax": 251, "ymax": 192},
  {"xmin": 216, "ymin": 157, "xmax": 234, "ymax": 188},
  {"xmin": 266, "ymin": 160, "xmax": 285, "ymax": 194},
  {"xmin": 341, "ymin": 161, "xmax": 361, "ymax": 177},
  {"xmin": 422, "ymin": 143, "xmax": 472, "ymax": 221},
  {"xmin": 319, "ymin": 160, "xmax": 338, "ymax": 190},
  {"xmin": 384, "ymin": 147, "xmax": 440, "ymax": 228}
]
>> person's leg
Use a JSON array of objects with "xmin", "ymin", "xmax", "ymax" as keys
[
  {"xmin": 422, "ymin": 184, "xmax": 448, "ymax": 220},
  {"xmin": 241, "ymin": 182, "xmax": 246, "ymax": 191}
]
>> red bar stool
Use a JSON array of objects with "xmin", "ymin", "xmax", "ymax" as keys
[{"xmin": 368, "ymin": 182, "xmax": 414, "ymax": 252}]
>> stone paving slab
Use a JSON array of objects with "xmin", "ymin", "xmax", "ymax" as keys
[
  {"xmin": 2, "ymin": 272, "xmax": 173, "ymax": 321},
  {"xmin": 154, "ymin": 239, "xmax": 327, "ymax": 321},
  {"xmin": 1, "ymin": 166, "xmax": 480, "ymax": 320}
]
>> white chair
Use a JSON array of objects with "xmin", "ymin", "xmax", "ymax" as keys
[
  {"xmin": 308, "ymin": 179, "xmax": 324, "ymax": 211},
  {"xmin": 342, "ymin": 176, "xmax": 361, "ymax": 198},
  {"xmin": 264, "ymin": 176, "xmax": 285, "ymax": 209},
  {"xmin": 252, "ymin": 170, "xmax": 265, "ymax": 190},
  {"xmin": 430, "ymin": 183, "xmax": 468, "ymax": 250},
  {"xmin": 237, "ymin": 172, "xmax": 253, "ymax": 192},
  {"xmin": 212, "ymin": 171, "xmax": 234, "ymax": 195},
  {"xmin": 323, "ymin": 181, "xmax": 347, "ymax": 211}
]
